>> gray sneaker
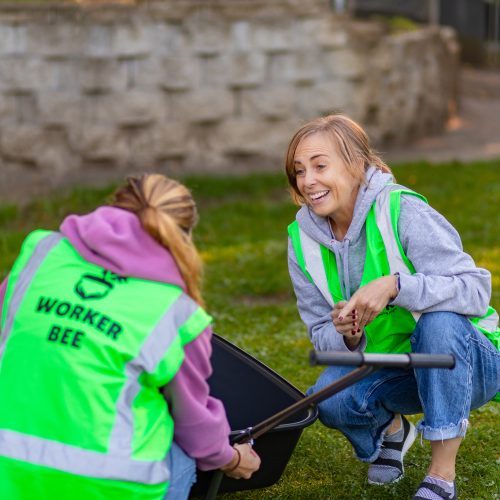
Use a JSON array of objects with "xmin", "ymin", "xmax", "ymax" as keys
[{"xmin": 368, "ymin": 415, "xmax": 417, "ymax": 485}]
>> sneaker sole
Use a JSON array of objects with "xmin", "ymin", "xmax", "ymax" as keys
[{"xmin": 367, "ymin": 420, "xmax": 418, "ymax": 486}]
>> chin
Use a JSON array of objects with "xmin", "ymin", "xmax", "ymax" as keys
[{"xmin": 310, "ymin": 205, "xmax": 332, "ymax": 218}]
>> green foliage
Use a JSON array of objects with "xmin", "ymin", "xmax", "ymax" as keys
[
  {"xmin": 0, "ymin": 160, "xmax": 499, "ymax": 498},
  {"xmin": 373, "ymin": 15, "xmax": 420, "ymax": 34}
]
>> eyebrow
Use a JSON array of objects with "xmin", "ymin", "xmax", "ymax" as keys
[{"xmin": 294, "ymin": 154, "xmax": 329, "ymax": 164}]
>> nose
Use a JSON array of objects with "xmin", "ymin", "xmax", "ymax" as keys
[{"xmin": 303, "ymin": 167, "xmax": 317, "ymax": 187}]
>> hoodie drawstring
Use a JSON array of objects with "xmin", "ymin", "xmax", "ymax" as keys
[
  {"xmin": 342, "ymin": 239, "xmax": 351, "ymax": 300},
  {"xmin": 332, "ymin": 238, "xmax": 351, "ymax": 300}
]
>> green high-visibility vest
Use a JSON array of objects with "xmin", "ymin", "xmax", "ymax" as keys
[
  {"xmin": 0, "ymin": 230, "xmax": 212, "ymax": 499},
  {"xmin": 288, "ymin": 186, "xmax": 500, "ymax": 355}
]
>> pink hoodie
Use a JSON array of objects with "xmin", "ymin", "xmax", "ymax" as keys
[{"xmin": 0, "ymin": 206, "xmax": 234, "ymax": 471}]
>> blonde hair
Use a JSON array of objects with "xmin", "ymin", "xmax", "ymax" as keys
[
  {"xmin": 112, "ymin": 174, "xmax": 205, "ymax": 307},
  {"xmin": 285, "ymin": 114, "xmax": 392, "ymax": 205}
]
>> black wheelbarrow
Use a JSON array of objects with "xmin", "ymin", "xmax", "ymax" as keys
[{"xmin": 190, "ymin": 334, "xmax": 455, "ymax": 499}]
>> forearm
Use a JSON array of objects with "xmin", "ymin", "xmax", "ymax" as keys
[
  {"xmin": 393, "ymin": 271, "xmax": 491, "ymax": 316},
  {"xmin": 396, "ymin": 196, "xmax": 492, "ymax": 316}
]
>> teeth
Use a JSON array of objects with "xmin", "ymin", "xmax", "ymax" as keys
[{"xmin": 310, "ymin": 190, "xmax": 329, "ymax": 200}]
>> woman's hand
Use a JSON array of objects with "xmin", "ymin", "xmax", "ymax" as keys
[
  {"xmin": 221, "ymin": 443, "xmax": 261, "ymax": 479},
  {"xmin": 332, "ymin": 301, "xmax": 363, "ymax": 349},
  {"xmin": 337, "ymin": 276, "xmax": 398, "ymax": 334}
]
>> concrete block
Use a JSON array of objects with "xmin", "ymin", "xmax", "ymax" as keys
[
  {"xmin": 322, "ymin": 49, "xmax": 366, "ymax": 80},
  {"xmin": 186, "ymin": 10, "xmax": 228, "ymax": 55},
  {"xmin": 129, "ymin": 124, "xmax": 189, "ymax": 164},
  {"xmin": 35, "ymin": 145, "xmax": 79, "ymax": 177},
  {"xmin": 214, "ymin": 118, "xmax": 297, "ymax": 156},
  {"xmin": 154, "ymin": 123, "xmax": 189, "ymax": 157},
  {"xmin": 114, "ymin": 91, "xmax": 165, "ymax": 126},
  {"xmin": 27, "ymin": 23, "xmax": 84, "ymax": 58},
  {"xmin": 0, "ymin": 56, "xmax": 49, "ymax": 93},
  {"xmin": 144, "ymin": 23, "xmax": 182, "ymax": 55},
  {"xmin": 0, "ymin": 125, "xmax": 45, "ymax": 162},
  {"xmin": 267, "ymin": 53, "xmax": 295, "ymax": 83},
  {"xmin": 0, "ymin": 24, "xmax": 27, "ymax": 54},
  {"xmin": 158, "ymin": 55, "xmax": 198, "ymax": 91},
  {"xmin": 199, "ymin": 55, "xmax": 229, "ymax": 87},
  {"xmin": 0, "ymin": 95, "xmax": 18, "ymax": 125},
  {"xmin": 294, "ymin": 49, "xmax": 322, "ymax": 85},
  {"xmin": 72, "ymin": 125, "xmax": 129, "ymax": 163},
  {"xmin": 253, "ymin": 21, "xmax": 294, "ymax": 54},
  {"xmin": 127, "ymin": 128, "xmax": 158, "ymax": 167},
  {"xmin": 113, "ymin": 24, "xmax": 152, "ymax": 59},
  {"xmin": 230, "ymin": 21, "xmax": 252, "ymax": 51},
  {"xmin": 38, "ymin": 93, "xmax": 82, "ymax": 127},
  {"xmin": 85, "ymin": 25, "xmax": 113, "ymax": 58},
  {"xmin": 171, "ymin": 89, "xmax": 233, "ymax": 124},
  {"xmin": 33, "ymin": 130, "xmax": 80, "ymax": 176},
  {"xmin": 314, "ymin": 19, "xmax": 349, "ymax": 49},
  {"xmin": 296, "ymin": 84, "xmax": 319, "ymax": 119},
  {"xmin": 15, "ymin": 94, "xmax": 38, "ymax": 125},
  {"xmin": 241, "ymin": 86, "xmax": 296, "ymax": 120},
  {"xmin": 228, "ymin": 52, "xmax": 266, "ymax": 89},
  {"xmin": 46, "ymin": 60, "xmax": 80, "ymax": 92},
  {"xmin": 294, "ymin": 19, "xmax": 325, "ymax": 48},
  {"xmin": 91, "ymin": 91, "xmax": 165, "ymax": 127},
  {"xmin": 80, "ymin": 58, "xmax": 128, "ymax": 93},
  {"xmin": 309, "ymin": 81, "xmax": 355, "ymax": 115}
]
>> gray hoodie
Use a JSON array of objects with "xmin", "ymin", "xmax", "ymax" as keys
[{"xmin": 288, "ymin": 167, "xmax": 492, "ymax": 352}]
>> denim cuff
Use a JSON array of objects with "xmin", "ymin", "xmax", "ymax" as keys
[
  {"xmin": 416, "ymin": 418, "xmax": 469, "ymax": 441},
  {"xmin": 356, "ymin": 417, "xmax": 395, "ymax": 463}
]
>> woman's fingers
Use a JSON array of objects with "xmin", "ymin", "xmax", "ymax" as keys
[{"xmin": 333, "ymin": 307, "xmax": 358, "ymax": 335}]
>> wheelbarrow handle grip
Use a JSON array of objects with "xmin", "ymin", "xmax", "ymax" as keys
[{"xmin": 310, "ymin": 351, "xmax": 455, "ymax": 369}]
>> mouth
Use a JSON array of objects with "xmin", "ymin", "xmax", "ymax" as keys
[{"xmin": 308, "ymin": 190, "xmax": 330, "ymax": 203}]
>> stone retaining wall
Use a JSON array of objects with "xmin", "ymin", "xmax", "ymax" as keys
[{"xmin": 0, "ymin": 1, "xmax": 459, "ymax": 200}]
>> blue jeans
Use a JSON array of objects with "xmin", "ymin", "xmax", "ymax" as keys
[
  {"xmin": 308, "ymin": 312, "xmax": 500, "ymax": 462},
  {"xmin": 164, "ymin": 442, "xmax": 197, "ymax": 500}
]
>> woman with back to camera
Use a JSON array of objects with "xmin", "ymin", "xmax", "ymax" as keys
[
  {"xmin": 285, "ymin": 114, "xmax": 499, "ymax": 499},
  {"xmin": 0, "ymin": 174, "xmax": 260, "ymax": 499}
]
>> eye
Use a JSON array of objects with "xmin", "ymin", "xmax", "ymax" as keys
[
  {"xmin": 294, "ymin": 168, "xmax": 305, "ymax": 177},
  {"xmin": 316, "ymin": 164, "xmax": 327, "ymax": 170}
]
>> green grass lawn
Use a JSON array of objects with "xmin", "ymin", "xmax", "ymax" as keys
[{"xmin": 1, "ymin": 160, "xmax": 499, "ymax": 499}]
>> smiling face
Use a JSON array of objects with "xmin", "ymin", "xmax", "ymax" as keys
[{"xmin": 293, "ymin": 132, "xmax": 360, "ymax": 221}]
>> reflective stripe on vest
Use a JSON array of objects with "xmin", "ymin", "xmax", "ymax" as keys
[
  {"xmin": 0, "ymin": 232, "xmax": 63, "ymax": 359},
  {"xmin": 0, "ymin": 428, "xmax": 168, "ymax": 484},
  {"xmin": 0, "ymin": 232, "xmax": 210, "ymax": 485},
  {"xmin": 477, "ymin": 309, "xmax": 499, "ymax": 333},
  {"xmin": 375, "ymin": 188, "xmax": 421, "ymax": 324},
  {"xmin": 109, "ymin": 293, "xmax": 197, "ymax": 458},
  {"xmin": 301, "ymin": 230, "xmax": 334, "ymax": 308}
]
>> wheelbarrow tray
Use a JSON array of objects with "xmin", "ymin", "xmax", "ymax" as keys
[{"xmin": 190, "ymin": 334, "xmax": 318, "ymax": 495}]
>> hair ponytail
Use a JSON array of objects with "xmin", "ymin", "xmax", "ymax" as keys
[{"xmin": 112, "ymin": 174, "xmax": 205, "ymax": 307}]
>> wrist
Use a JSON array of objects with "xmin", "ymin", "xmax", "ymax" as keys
[
  {"xmin": 344, "ymin": 334, "xmax": 362, "ymax": 350},
  {"xmin": 221, "ymin": 447, "xmax": 240, "ymax": 472},
  {"xmin": 389, "ymin": 273, "xmax": 399, "ymax": 299}
]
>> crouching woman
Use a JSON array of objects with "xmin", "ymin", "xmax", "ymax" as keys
[
  {"xmin": 0, "ymin": 174, "xmax": 260, "ymax": 499},
  {"xmin": 285, "ymin": 114, "xmax": 500, "ymax": 499}
]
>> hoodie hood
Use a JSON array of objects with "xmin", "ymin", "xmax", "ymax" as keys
[
  {"xmin": 60, "ymin": 206, "xmax": 185, "ymax": 290},
  {"xmin": 296, "ymin": 166, "xmax": 394, "ymax": 244}
]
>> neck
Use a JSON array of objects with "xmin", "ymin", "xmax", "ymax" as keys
[
  {"xmin": 329, "ymin": 218, "xmax": 349, "ymax": 241},
  {"xmin": 329, "ymin": 185, "xmax": 359, "ymax": 240}
]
